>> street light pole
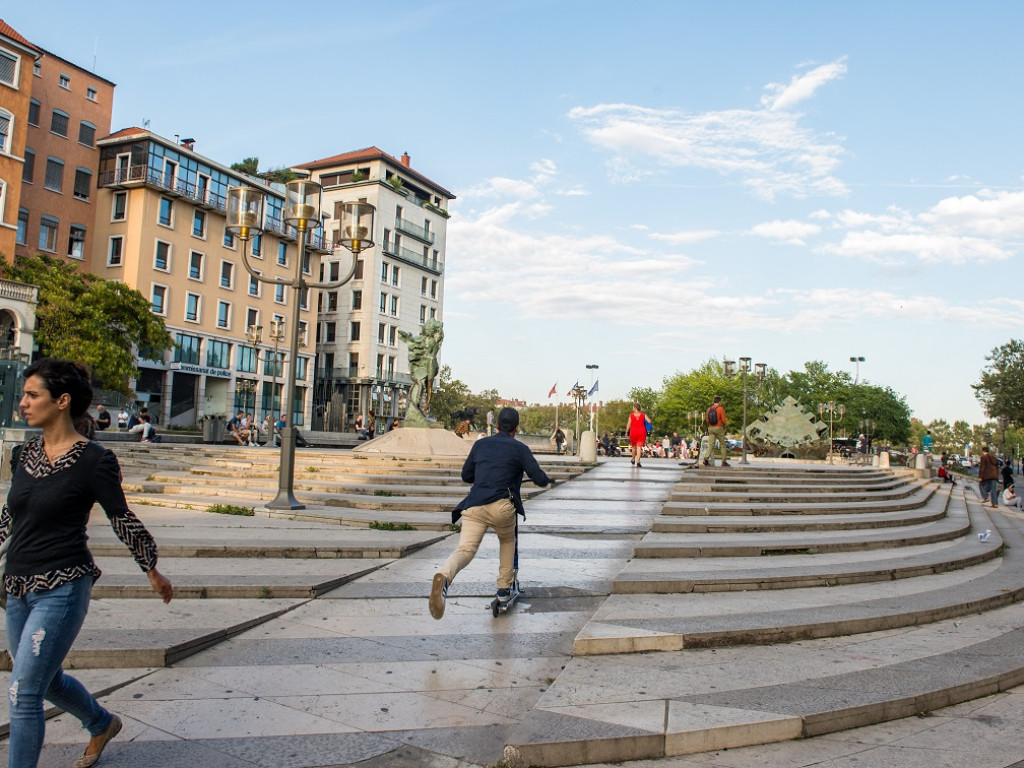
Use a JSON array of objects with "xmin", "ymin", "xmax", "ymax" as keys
[
  {"xmin": 227, "ymin": 183, "xmax": 375, "ymax": 510},
  {"xmin": 586, "ymin": 364, "xmax": 599, "ymax": 433},
  {"xmin": 819, "ymin": 401, "xmax": 846, "ymax": 464},
  {"xmin": 850, "ymin": 356, "xmax": 865, "ymax": 385},
  {"xmin": 571, "ymin": 384, "xmax": 588, "ymax": 456},
  {"xmin": 723, "ymin": 357, "xmax": 767, "ymax": 465}
]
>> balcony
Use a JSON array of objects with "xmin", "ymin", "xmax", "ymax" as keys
[
  {"xmin": 395, "ymin": 217, "xmax": 435, "ymax": 245},
  {"xmin": 382, "ymin": 242, "xmax": 443, "ymax": 274},
  {"xmin": 101, "ymin": 166, "xmax": 230, "ymax": 214},
  {"xmin": 315, "ymin": 365, "xmax": 410, "ymax": 386},
  {"xmin": 0, "ymin": 279, "xmax": 38, "ymax": 304}
]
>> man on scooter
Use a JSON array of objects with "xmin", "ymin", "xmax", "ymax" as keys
[{"xmin": 429, "ymin": 407, "xmax": 552, "ymax": 619}]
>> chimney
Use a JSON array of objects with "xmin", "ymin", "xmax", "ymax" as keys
[
  {"xmin": 400, "ymin": 152, "xmax": 411, "ymax": 167},
  {"xmin": 180, "ymin": 137, "xmax": 195, "ymax": 150}
]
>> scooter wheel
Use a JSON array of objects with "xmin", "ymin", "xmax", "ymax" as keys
[{"xmin": 491, "ymin": 599, "xmax": 500, "ymax": 617}]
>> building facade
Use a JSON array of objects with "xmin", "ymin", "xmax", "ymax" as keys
[
  {"xmin": 292, "ymin": 148, "xmax": 453, "ymax": 433},
  {"xmin": 13, "ymin": 40, "xmax": 114, "ymax": 266},
  {"xmin": 0, "ymin": 20, "xmax": 40, "ymax": 260},
  {"xmin": 94, "ymin": 129, "xmax": 327, "ymax": 427}
]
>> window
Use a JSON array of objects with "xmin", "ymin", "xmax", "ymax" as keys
[
  {"xmin": 382, "ymin": 228, "xmax": 390, "ymax": 250},
  {"xmin": 112, "ymin": 192, "xmax": 127, "ymax": 221},
  {"xmin": 248, "ymin": 272, "xmax": 260, "ymax": 297},
  {"xmin": 0, "ymin": 110, "xmax": 10, "ymax": 153},
  {"xmin": 219, "ymin": 260, "xmax": 234, "ymax": 288},
  {"xmin": 21, "ymin": 149, "xmax": 33, "ymax": 183},
  {"xmin": 298, "ymin": 320, "xmax": 308, "ymax": 346},
  {"xmin": 325, "ymin": 322, "xmax": 336, "ymax": 342},
  {"xmin": 275, "ymin": 284, "xmax": 286, "ymax": 304},
  {"xmin": 390, "ymin": 296, "xmax": 399, "ymax": 317},
  {"xmin": 151, "ymin": 285, "xmax": 168, "ymax": 316},
  {"xmin": 86, "ymin": 86, "xmax": 97, "ymax": 101},
  {"xmin": 223, "ymin": 228, "xmax": 235, "ymax": 249},
  {"xmin": 59, "ymin": 73, "xmax": 70, "ymax": 89},
  {"xmin": 67, "ymin": 225, "xmax": 86, "ymax": 259},
  {"xmin": 107, "ymin": 236, "xmax": 123, "ymax": 266},
  {"xmin": 250, "ymin": 234, "xmax": 262, "ymax": 257},
  {"xmin": 350, "ymin": 322, "xmax": 360, "ymax": 341},
  {"xmin": 381, "ymin": 261, "xmax": 388, "ymax": 282},
  {"xmin": 173, "ymin": 332, "xmax": 200, "ymax": 363},
  {"xmin": 299, "ymin": 287, "xmax": 308, "ymax": 309},
  {"xmin": 38, "ymin": 216, "xmax": 57, "ymax": 252},
  {"xmin": 391, "ymin": 266, "xmax": 400, "ymax": 286},
  {"xmin": 185, "ymin": 293, "xmax": 200, "ymax": 322},
  {"xmin": 419, "ymin": 305, "xmax": 426, "ymax": 324},
  {"xmin": 379, "ymin": 292, "xmax": 387, "ymax": 312},
  {"xmin": 27, "ymin": 99, "xmax": 39, "ymax": 126},
  {"xmin": 277, "ymin": 242, "xmax": 287, "ymax": 266},
  {"xmin": 73, "ymin": 168, "xmax": 91, "ymax": 200},
  {"xmin": 237, "ymin": 346, "xmax": 257, "ymax": 373},
  {"xmin": 207, "ymin": 340, "xmax": 231, "ymax": 370},
  {"xmin": 351, "ymin": 290, "xmax": 361, "ymax": 310},
  {"xmin": 329, "ymin": 261, "xmax": 340, "ymax": 281},
  {"xmin": 158, "ymin": 197, "xmax": 173, "ymax": 227},
  {"xmin": 154, "ymin": 240, "xmax": 171, "ymax": 271},
  {"xmin": 44, "ymin": 157, "xmax": 63, "ymax": 192},
  {"xmin": 0, "ymin": 50, "xmax": 17, "ymax": 87},
  {"xmin": 188, "ymin": 251, "xmax": 204, "ymax": 280},
  {"xmin": 327, "ymin": 292, "xmax": 338, "ymax": 311},
  {"xmin": 296, "ymin": 357, "xmax": 308, "ymax": 380},
  {"xmin": 421, "ymin": 276, "xmax": 428, "ymax": 296},
  {"xmin": 430, "ymin": 279, "xmax": 437, "ymax": 299},
  {"xmin": 377, "ymin": 323, "xmax": 385, "ymax": 344},
  {"xmin": 429, "ymin": 307, "xmax": 436, "ymax": 320},
  {"xmin": 192, "ymin": 209, "xmax": 206, "ymax": 238},
  {"xmin": 16, "ymin": 208, "xmax": 28, "ymax": 245},
  {"xmin": 78, "ymin": 121, "xmax": 95, "ymax": 147},
  {"xmin": 354, "ymin": 258, "xmax": 363, "ymax": 279},
  {"xmin": 50, "ymin": 110, "xmax": 69, "ymax": 137},
  {"xmin": 390, "ymin": 325, "xmax": 399, "ymax": 346},
  {"xmin": 32, "ymin": 60, "xmax": 39, "ymax": 77},
  {"xmin": 217, "ymin": 301, "xmax": 231, "ymax": 329},
  {"xmin": 376, "ymin": 354, "xmax": 385, "ymax": 375},
  {"xmin": 246, "ymin": 308, "xmax": 259, "ymax": 330}
]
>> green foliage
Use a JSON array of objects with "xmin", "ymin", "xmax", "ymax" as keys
[
  {"xmin": 207, "ymin": 504, "xmax": 255, "ymax": 516},
  {"xmin": 372, "ymin": 490, "xmax": 406, "ymax": 497},
  {"xmin": 0, "ymin": 254, "xmax": 173, "ymax": 395},
  {"xmin": 230, "ymin": 156, "xmax": 260, "ymax": 175},
  {"xmin": 368, "ymin": 520, "xmax": 415, "ymax": 531},
  {"xmin": 261, "ymin": 167, "xmax": 299, "ymax": 184},
  {"xmin": 973, "ymin": 339, "xmax": 1024, "ymax": 424},
  {"xmin": 429, "ymin": 365, "xmax": 471, "ymax": 427}
]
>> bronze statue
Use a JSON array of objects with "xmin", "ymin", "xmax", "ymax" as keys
[{"xmin": 398, "ymin": 319, "xmax": 444, "ymax": 428}]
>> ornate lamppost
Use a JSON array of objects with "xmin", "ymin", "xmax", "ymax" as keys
[
  {"xmin": 688, "ymin": 410, "xmax": 702, "ymax": 444},
  {"xmin": 859, "ymin": 416, "xmax": 876, "ymax": 456},
  {"xmin": 723, "ymin": 357, "xmax": 767, "ymax": 465},
  {"xmin": 818, "ymin": 401, "xmax": 846, "ymax": 464},
  {"xmin": 571, "ymin": 384, "xmax": 588, "ymax": 456},
  {"xmin": 227, "ymin": 182, "xmax": 375, "ymax": 509}
]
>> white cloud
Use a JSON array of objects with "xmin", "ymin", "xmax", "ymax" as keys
[
  {"xmin": 568, "ymin": 58, "xmax": 848, "ymax": 201},
  {"xmin": 649, "ymin": 229, "xmax": 722, "ymax": 245},
  {"xmin": 825, "ymin": 231, "xmax": 1010, "ymax": 265},
  {"xmin": 750, "ymin": 219, "xmax": 822, "ymax": 244}
]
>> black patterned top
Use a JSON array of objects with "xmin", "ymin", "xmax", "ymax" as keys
[{"xmin": 1, "ymin": 436, "xmax": 158, "ymax": 598}]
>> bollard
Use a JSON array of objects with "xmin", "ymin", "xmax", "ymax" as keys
[
  {"xmin": 579, "ymin": 430, "xmax": 597, "ymax": 463},
  {"xmin": 878, "ymin": 451, "xmax": 890, "ymax": 468},
  {"xmin": 872, "ymin": 455, "xmax": 879, "ymax": 467}
]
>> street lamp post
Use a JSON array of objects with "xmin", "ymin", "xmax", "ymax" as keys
[
  {"xmin": 571, "ymin": 384, "xmax": 588, "ymax": 456},
  {"xmin": 723, "ymin": 357, "xmax": 767, "ymax": 465},
  {"xmin": 859, "ymin": 416, "xmax": 876, "ymax": 456},
  {"xmin": 688, "ymin": 410, "xmax": 702, "ymax": 445},
  {"xmin": 227, "ymin": 182, "xmax": 375, "ymax": 509},
  {"xmin": 266, "ymin": 318, "xmax": 286, "ymax": 420},
  {"xmin": 586, "ymin": 364, "xmax": 599, "ymax": 433},
  {"xmin": 998, "ymin": 415, "xmax": 1009, "ymax": 459},
  {"xmin": 850, "ymin": 356, "xmax": 865, "ymax": 385},
  {"xmin": 819, "ymin": 401, "xmax": 846, "ymax": 464}
]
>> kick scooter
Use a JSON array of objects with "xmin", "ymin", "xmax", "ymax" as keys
[{"xmin": 491, "ymin": 519, "xmax": 523, "ymax": 616}]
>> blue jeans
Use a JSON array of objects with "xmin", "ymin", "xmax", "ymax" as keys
[
  {"xmin": 5, "ymin": 576, "xmax": 113, "ymax": 768},
  {"xmin": 980, "ymin": 479, "xmax": 999, "ymax": 506}
]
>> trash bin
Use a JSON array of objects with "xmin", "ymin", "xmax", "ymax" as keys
[{"xmin": 203, "ymin": 414, "xmax": 226, "ymax": 444}]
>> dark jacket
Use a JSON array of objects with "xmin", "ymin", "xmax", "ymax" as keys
[
  {"xmin": 453, "ymin": 432, "xmax": 551, "ymax": 523},
  {"xmin": 979, "ymin": 452, "xmax": 999, "ymax": 481}
]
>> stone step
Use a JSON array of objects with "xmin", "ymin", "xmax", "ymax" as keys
[
  {"xmin": 661, "ymin": 483, "xmax": 936, "ymax": 516},
  {"xmin": 651, "ymin": 503, "xmax": 948, "ymax": 532},
  {"xmin": 673, "ymin": 474, "xmax": 912, "ymax": 489},
  {"xmin": 666, "ymin": 484, "xmax": 924, "ymax": 504}
]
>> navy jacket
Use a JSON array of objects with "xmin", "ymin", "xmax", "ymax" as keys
[{"xmin": 453, "ymin": 432, "xmax": 551, "ymax": 523}]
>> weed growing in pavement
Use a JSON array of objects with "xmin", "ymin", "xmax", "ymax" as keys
[
  {"xmin": 207, "ymin": 504, "xmax": 255, "ymax": 516},
  {"xmin": 373, "ymin": 490, "xmax": 405, "ymax": 496},
  {"xmin": 368, "ymin": 521, "xmax": 416, "ymax": 531}
]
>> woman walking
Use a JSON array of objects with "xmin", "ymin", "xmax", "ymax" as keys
[
  {"xmin": 2, "ymin": 358, "xmax": 173, "ymax": 768},
  {"xmin": 627, "ymin": 402, "xmax": 649, "ymax": 468}
]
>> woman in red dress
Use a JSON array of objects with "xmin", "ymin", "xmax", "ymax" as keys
[{"xmin": 627, "ymin": 402, "xmax": 648, "ymax": 468}]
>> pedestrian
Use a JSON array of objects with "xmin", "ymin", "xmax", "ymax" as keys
[
  {"xmin": 627, "ymin": 402, "xmax": 648, "ymax": 468},
  {"xmin": 1003, "ymin": 484, "xmax": 1023, "ymax": 511},
  {"xmin": 116, "ymin": 408, "xmax": 128, "ymax": 430},
  {"xmin": 553, "ymin": 426, "xmax": 565, "ymax": 454},
  {"xmin": 704, "ymin": 396, "xmax": 730, "ymax": 467},
  {"xmin": 1001, "ymin": 459, "xmax": 1014, "ymax": 491},
  {"xmin": 978, "ymin": 446, "xmax": 999, "ymax": 508},
  {"xmin": 389, "ymin": 418, "xmax": 399, "ymax": 431},
  {"xmin": 922, "ymin": 430, "xmax": 934, "ymax": 453},
  {"xmin": 3, "ymin": 358, "xmax": 173, "ymax": 768},
  {"xmin": 486, "ymin": 408, "xmax": 494, "ymax": 435},
  {"xmin": 429, "ymin": 408, "xmax": 552, "ymax": 619},
  {"xmin": 93, "ymin": 405, "xmax": 111, "ymax": 431}
]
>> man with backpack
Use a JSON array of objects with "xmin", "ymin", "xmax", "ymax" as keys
[{"xmin": 704, "ymin": 396, "xmax": 730, "ymax": 467}]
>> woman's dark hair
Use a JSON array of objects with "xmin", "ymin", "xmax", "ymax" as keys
[{"xmin": 24, "ymin": 357, "xmax": 93, "ymax": 420}]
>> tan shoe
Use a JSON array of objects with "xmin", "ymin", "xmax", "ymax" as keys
[
  {"xmin": 74, "ymin": 715, "xmax": 122, "ymax": 768},
  {"xmin": 429, "ymin": 573, "xmax": 448, "ymax": 619}
]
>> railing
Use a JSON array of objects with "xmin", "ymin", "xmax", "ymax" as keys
[
  {"xmin": 314, "ymin": 366, "xmax": 411, "ymax": 385},
  {"xmin": 382, "ymin": 242, "xmax": 443, "ymax": 273},
  {"xmin": 395, "ymin": 217, "xmax": 435, "ymax": 244},
  {"xmin": 0, "ymin": 279, "xmax": 38, "ymax": 303}
]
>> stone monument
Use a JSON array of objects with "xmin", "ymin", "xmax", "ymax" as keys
[{"xmin": 747, "ymin": 395, "xmax": 829, "ymax": 459}]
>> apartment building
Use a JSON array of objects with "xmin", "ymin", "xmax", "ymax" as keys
[
  {"xmin": 292, "ymin": 148, "xmax": 453, "ymax": 432},
  {"xmin": 14, "ymin": 40, "xmax": 113, "ymax": 265},
  {"xmin": 0, "ymin": 20, "xmax": 39, "ymax": 259},
  {"xmin": 94, "ymin": 128, "xmax": 327, "ymax": 427}
]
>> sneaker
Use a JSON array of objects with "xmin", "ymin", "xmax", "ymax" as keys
[
  {"xmin": 429, "ymin": 573, "xmax": 448, "ymax": 619},
  {"xmin": 722, "ymin": 461, "xmax": 731, "ymax": 467},
  {"xmin": 703, "ymin": 459, "xmax": 710, "ymax": 467},
  {"xmin": 496, "ymin": 588, "xmax": 512, "ymax": 603}
]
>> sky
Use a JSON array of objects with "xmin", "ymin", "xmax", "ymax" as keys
[{"xmin": 6, "ymin": 0, "xmax": 1024, "ymax": 425}]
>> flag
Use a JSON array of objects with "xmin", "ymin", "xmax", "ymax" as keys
[
  {"xmin": 566, "ymin": 382, "xmax": 578, "ymax": 396},
  {"xmin": 588, "ymin": 379, "xmax": 599, "ymax": 397},
  {"xmin": 548, "ymin": 382, "xmax": 557, "ymax": 398}
]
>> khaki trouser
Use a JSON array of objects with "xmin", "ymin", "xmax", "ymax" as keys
[
  {"xmin": 441, "ymin": 498, "xmax": 517, "ymax": 589},
  {"xmin": 707, "ymin": 426, "xmax": 727, "ymax": 461}
]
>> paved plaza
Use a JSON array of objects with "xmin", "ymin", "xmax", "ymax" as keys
[{"xmin": 0, "ymin": 446, "xmax": 1023, "ymax": 767}]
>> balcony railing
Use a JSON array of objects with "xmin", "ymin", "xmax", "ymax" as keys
[
  {"xmin": 315, "ymin": 366, "xmax": 411, "ymax": 385},
  {"xmin": 382, "ymin": 242, "xmax": 443, "ymax": 274},
  {"xmin": 0, "ymin": 279, "xmax": 38, "ymax": 304},
  {"xmin": 395, "ymin": 217, "xmax": 435, "ymax": 244}
]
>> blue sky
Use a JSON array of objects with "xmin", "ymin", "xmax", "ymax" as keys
[{"xmin": 8, "ymin": 1, "xmax": 1024, "ymax": 424}]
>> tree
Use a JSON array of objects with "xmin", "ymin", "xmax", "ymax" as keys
[
  {"xmin": 0, "ymin": 254, "xmax": 173, "ymax": 395},
  {"xmin": 261, "ymin": 167, "xmax": 299, "ymax": 184},
  {"xmin": 973, "ymin": 339, "xmax": 1024, "ymax": 424},
  {"xmin": 426, "ymin": 365, "xmax": 470, "ymax": 428},
  {"xmin": 231, "ymin": 157, "xmax": 260, "ymax": 176}
]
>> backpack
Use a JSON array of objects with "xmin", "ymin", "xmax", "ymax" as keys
[{"xmin": 706, "ymin": 405, "xmax": 719, "ymax": 426}]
